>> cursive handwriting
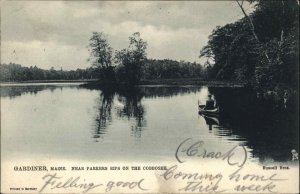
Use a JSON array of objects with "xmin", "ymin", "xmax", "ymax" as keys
[
  {"xmin": 160, "ymin": 164, "xmax": 288, "ymax": 193},
  {"xmin": 105, "ymin": 179, "xmax": 148, "ymax": 192},
  {"xmin": 161, "ymin": 165, "xmax": 226, "ymax": 193},
  {"xmin": 175, "ymin": 138, "xmax": 247, "ymax": 168},
  {"xmin": 39, "ymin": 173, "xmax": 148, "ymax": 193},
  {"xmin": 229, "ymin": 167, "xmax": 287, "ymax": 193},
  {"xmin": 39, "ymin": 173, "xmax": 102, "ymax": 193}
]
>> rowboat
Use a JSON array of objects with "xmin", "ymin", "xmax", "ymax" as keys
[{"xmin": 198, "ymin": 105, "xmax": 219, "ymax": 115}]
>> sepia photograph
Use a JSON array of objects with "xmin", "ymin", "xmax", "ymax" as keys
[{"xmin": 1, "ymin": 0, "xmax": 299, "ymax": 193}]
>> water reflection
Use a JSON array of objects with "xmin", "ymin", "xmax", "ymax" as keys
[
  {"xmin": 116, "ymin": 88, "xmax": 146, "ymax": 138},
  {"xmin": 0, "ymin": 84, "xmax": 81, "ymax": 98},
  {"xmin": 1, "ymin": 84, "xmax": 297, "ymax": 163},
  {"xmin": 91, "ymin": 87, "xmax": 202, "ymax": 139},
  {"xmin": 200, "ymin": 87, "xmax": 298, "ymax": 162},
  {"xmin": 0, "ymin": 85, "xmax": 55, "ymax": 98},
  {"xmin": 202, "ymin": 115, "xmax": 220, "ymax": 130},
  {"xmin": 93, "ymin": 89, "xmax": 115, "ymax": 140},
  {"xmin": 138, "ymin": 86, "xmax": 201, "ymax": 98},
  {"xmin": 92, "ymin": 88, "xmax": 147, "ymax": 139}
]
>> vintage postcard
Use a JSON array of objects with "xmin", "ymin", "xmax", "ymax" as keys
[{"xmin": 1, "ymin": 1, "xmax": 299, "ymax": 193}]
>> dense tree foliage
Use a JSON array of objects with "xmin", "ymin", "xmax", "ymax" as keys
[
  {"xmin": 200, "ymin": 0, "xmax": 299, "ymax": 90},
  {"xmin": 115, "ymin": 32, "xmax": 148, "ymax": 86},
  {"xmin": 142, "ymin": 59, "xmax": 205, "ymax": 79}
]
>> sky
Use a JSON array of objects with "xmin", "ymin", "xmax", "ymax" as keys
[{"xmin": 1, "ymin": 1, "xmax": 254, "ymax": 70}]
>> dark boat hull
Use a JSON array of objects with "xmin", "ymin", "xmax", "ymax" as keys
[{"xmin": 198, "ymin": 105, "xmax": 219, "ymax": 115}]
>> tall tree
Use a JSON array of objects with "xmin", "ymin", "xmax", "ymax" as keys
[
  {"xmin": 115, "ymin": 32, "xmax": 147, "ymax": 86},
  {"xmin": 236, "ymin": 0, "xmax": 270, "ymax": 64},
  {"xmin": 88, "ymin": 32, "xmax": 115, "ymax": 82},
  {"xmin": 200, "ymin": 0, "xmax": 299, "ymax": 90}
]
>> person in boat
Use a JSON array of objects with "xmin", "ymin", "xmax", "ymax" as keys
[{"xmin": 204, "ymin": 94, "xmax": 215, "ymax": 110}]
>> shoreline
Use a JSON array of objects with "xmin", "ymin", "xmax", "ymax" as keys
[
  {"xmin": 139, "ymin": 79, "xmax": 245, "ymax": 87},
  {"xmin": 0, "ymin": 79, "xmax": 96, "ymax": 84},
  {"xmin": 0, "ymin": 78, "xmax": 245, "ymax": 88}
]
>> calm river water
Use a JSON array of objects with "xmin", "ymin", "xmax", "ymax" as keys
[{"xmin": 1, "ymin": 83, "xmax": 298, "ymax": 163}]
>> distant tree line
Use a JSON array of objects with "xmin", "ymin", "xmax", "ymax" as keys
[
  {"xmin": 0, "ymin": 60, "xmax": 205, "ymax": 82},
  {"xmin": 0, "ymin": 63, "xmax": 97, "ymax": 82},
  {"xmin": 142, "ymin": 59, "xmax": 206, "ymax": 79},
  {"xmin": 200, "ymin": 0, "xmax": 299, "ymax": 90}
]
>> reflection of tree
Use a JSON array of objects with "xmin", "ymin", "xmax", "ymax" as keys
[
  {"xmin": 92, "ymin": 87, "xmax": 147, "ymax": 139},
  {"xmin": 139, "ymin": 86, "xmax": 201, "ymax": 98},
  {"xmin": 0, "ymin": 85, "xmax": 56, "ymax": 99},
  {"xmin": 93, "ymin": 89, "xmax": 115, "ymax": 140},
  {"xmin": 116, "ymin": 88, "xmax": 146, "ymax": 138},
  {"xmin": 91, "ymin": 86, "xmax": 205, "ymax": 139},
  {"xmin": 208, "ymin": 87, "xmax": 298, "ymax": 162}
]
